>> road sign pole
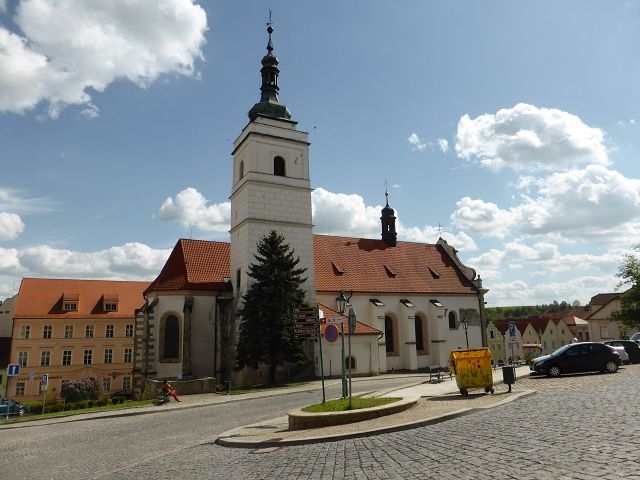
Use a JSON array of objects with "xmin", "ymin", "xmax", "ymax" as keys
[{"xmin": 317, "ymin": 310, "xmax": 325, "ymax": 403}]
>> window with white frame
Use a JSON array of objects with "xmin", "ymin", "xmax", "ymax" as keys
[
  {"xmin": 102, "ymin": 377, "xmax": 111, "ymax": 392},
  {"xmin": 85, "ymin": 325, "xmax": 94, "ymax": 339},
  {"xmin": 125, "ymin": 324, "xmax": 134, "ymax": 338},
  {"xmin": 64, "ymin": 325, "xmax": 74, "ymax": 339},
  {"xmin": 18, "ymin": 351, "xmax": 28, "ymax": 367},
  {"xmin": 83, "ymin": 349, "xmax": 93, "ymax": 365},
  {"xmin": 599, "ymin": 326, "xmax": 608, "ymax": 338},
  {"xmin": 40, "ymin": 351, "xmax": 51, "ymax": 367},
  {"xmin": 63, "ymin": 302, "xmax": 78, "ymax": 311},
  {"xmin": 43, "ymin": 325, "xmax": 53, "ymax": 339},
  {"xmin": 123, "ymin": 348, "xmax": 133, "ymax": 363},
  {"xmin": 104, "ymin": 349, "xmax": 113, "ymax": 364},
  {"xmin": 106, "ymin": 325, "xmax": 114, "ymax": 338},
  {"xmin": 104, "ymin": 302, "xmax": 118, "ymax": 312},
  {"xmin": 16, "ymin": 382, "xmax": 25, "ymax": 396},
  {"xmin": 20, "ymin": 325, "xmax": 30, "ymax": 339},
  {"xmin": 122, "ymin": 376, "xmax": 131, "ymax": 390},
  {"xmin": 62, "ymin": 350, "xmax": 72, "ymax": 366}
]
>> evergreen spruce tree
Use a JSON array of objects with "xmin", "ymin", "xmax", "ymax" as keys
[{"xmin": 236, "ymin": 230, "xmax": 309, "ymax": 385}]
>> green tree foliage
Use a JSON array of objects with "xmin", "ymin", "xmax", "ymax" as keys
[
  {"xmin": 612, "ymin": 244, "xmax": 640, "ymax": 331},
  {"xmin": 485, "ymin": 300, "xmax": 580, "ymax": 322},
  {"xmin": 236, "ymin": 230, "xmax": 309, "ymax": 385}
]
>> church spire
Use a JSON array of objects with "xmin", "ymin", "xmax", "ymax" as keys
[
  {"xmin": 381, "ymin": 186, "xmax": 397, "ymax": 247},
  {"xmin": 248, "ymin": 16, "xmax": 292, "ymax": 122}
]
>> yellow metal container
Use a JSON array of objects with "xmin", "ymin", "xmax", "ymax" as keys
[{"xmin": 449, "ymin": 348, "xmax": 495, "ymax": 396}]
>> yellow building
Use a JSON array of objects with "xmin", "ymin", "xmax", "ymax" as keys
[{"xmin": 9, "ymin": 278, "xmax": 148, "ymax": 402}]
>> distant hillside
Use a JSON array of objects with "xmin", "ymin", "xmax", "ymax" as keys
[{"xmin": 486, "ymin": 301, "xmax": 579, "ymax": 322}]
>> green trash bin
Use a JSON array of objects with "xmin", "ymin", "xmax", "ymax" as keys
[{"xmin": 502, "ymin": 365, "xmax": 516, "ymax": 392}]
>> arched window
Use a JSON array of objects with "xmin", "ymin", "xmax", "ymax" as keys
[
  {"xmin": 163, "ymin": 315, "xmax": 180, "ymax": 360},
  {"xmin": 274, "ymin": 156, "xmax": 285, "ymax": 177},
  {"xmin": 345, "ymin": 356, "xmax": 356, "ymax": 370},
  {"xmin": 448, "ymin": 311, "xmax": 457, "ymax": 329},
  {"xmin": 385, "ymin": 315, "xmax": 396, "ymax": 354},
  {"xmin": 415, "ymin": 315, "xmax": 425, "ymax": 352}
]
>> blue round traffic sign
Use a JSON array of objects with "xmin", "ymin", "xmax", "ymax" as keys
[{"xmin": 324, "ymin": 324, "xmax": 339, "ymax": 343}]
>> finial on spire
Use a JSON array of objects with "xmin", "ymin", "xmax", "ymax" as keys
[
  {"xmin": 266, "ymin": 9, "xmax": 274, "ymax": 53},
  {"xmin": 384, "ymin": 180, "xmax": 389, "ymax": 206}
]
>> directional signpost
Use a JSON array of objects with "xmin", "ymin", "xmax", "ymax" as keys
[{"xmin": 293, "ymin": 307, "xmax": 318, "ymax": 340}]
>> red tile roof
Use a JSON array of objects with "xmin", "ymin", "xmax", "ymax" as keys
[
  {"xmin": 145, "ymin": 239, "xmax": 232, "ymax": 295},
  {"xmin": 146, "ymin": 235, "xmax": 478, "ymax": 298},
  {"xmin": 14, "ymin": 278, "xmax": 148, "ymax": 319},
  {"xmin": 313, "ymin": 235, "xmax": 477, "ymax": 294},
  {"xmin": 317, "ymin": 303, "xmax": 382, "ymax": 336}
]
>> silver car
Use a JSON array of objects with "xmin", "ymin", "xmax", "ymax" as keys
[{"xmin": 607, "ymin": 345, "xmax": 629, "ymax": 364}]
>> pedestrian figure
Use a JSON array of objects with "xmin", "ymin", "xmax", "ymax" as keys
[{"xmin": 161, "ymin": 380, "xmax": 181, "ymax": 402}]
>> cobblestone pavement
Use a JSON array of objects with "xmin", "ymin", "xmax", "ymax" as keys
[
  {"xmin": 4, "ymin": 366, "xmax": 639, "ymax": 480},
  {"xmin": 102, "ymin": 365, "xmax": 640, "ymax": 480}
]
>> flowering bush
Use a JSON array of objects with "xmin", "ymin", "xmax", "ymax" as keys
[{"xmin": 61, "ymin": 377, "xmax": 101, "ymax": 403}]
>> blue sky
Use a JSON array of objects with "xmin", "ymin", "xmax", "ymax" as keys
[{"xmin": 1, "ymin": 1, "xmax": 639, "ymax": 307}]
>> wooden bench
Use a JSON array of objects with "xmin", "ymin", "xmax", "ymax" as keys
[{"xmin": 427, "ymin": 365, "xmax": 452, "ymax": 383}]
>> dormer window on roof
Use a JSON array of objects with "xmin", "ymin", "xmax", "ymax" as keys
[
  {"xmin": 103, "ymin": 294, "xmax": 119, "ymax": 312},
  {"xmin": 384, "ymin": 264, "xmax": 397, "ymax": 277},
  {"xmin": 428, "ymin": 266, "xmax": 440, "ymax": 278},
  {"xmin": 400, "ymin": 299, "xmax": 414, "ymax": 308},
  {"xmin": 331, "ymin": 261, "xmax": 345, "ymax": 275},
  {"xmin": 430, "ymin": 299, "xmax": 444, "ymax": 308},
  {"xmin": 369, "ymin": 298, "xmax": 385, "ymax": 307},
  {"xmin": 63, "ymin": 293, "xmax": 79, "ymax": 311}
]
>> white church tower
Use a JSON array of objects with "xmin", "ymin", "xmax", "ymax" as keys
[{"xmin": 230, "ymin": 23, "xmax": 316, "ymax": 306}]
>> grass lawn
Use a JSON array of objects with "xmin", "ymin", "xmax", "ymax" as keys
[{"xmin": 302, "ymin": 397, "xmax": 401, "ymax": 413}]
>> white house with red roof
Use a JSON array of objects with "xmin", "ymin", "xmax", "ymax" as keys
[{"xmin": 133, "ymin": 25, "xmax": 488, "ymax": 393}]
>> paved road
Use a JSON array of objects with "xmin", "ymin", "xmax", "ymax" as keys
[{"xmin": 3, "ymin": 367, "xmax": 639, "ymax": 480}]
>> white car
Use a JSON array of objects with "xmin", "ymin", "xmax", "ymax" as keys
[
  {"xmin": 630, "ymin": 332, "xmax": 640, "ymax": 344},
  {"xmin": 607, "ymin": 345, "xmax": 630, "ymax": 364}
]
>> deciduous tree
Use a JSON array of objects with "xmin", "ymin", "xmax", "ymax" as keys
[{"xmin": 613, "ymin": 244, "xmax": 640, "ymax": 332}]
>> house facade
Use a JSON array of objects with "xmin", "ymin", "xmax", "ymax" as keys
[{"xmin": 7, "ymin": 278, "xmax": 147, "ymax": 402}]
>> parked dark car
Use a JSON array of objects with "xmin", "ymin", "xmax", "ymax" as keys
[
  {"xmin": 0, "ymin": 398, "xmax": 25, "ymax": 416},
  {"xmin": 603, "ymin": 340, "xmax": 640, "ymax": 364},
  {"xmin": 530, "ymin": 342, "xmax": 621, "ymax": 377},
  {"xmin": 630, "ymin": 332, "xmax": 640, "ymax": 344},
  {"xmin": 111, "ymin": 390, "xmax": 134, "ymax": 400}
]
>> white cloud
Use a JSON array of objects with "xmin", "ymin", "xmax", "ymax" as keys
[
  {"xmin": 0, "ymin": 212, "xmax": 25, "ymax": 240},
  {"xmin": 408, "ymin": 133, "xmax": 427, "ymax": 151},
  {"xmin": 17, "ymin": 243, "xmax": 170, "ymax": 279},
  {"xmin": 0, "ymin": 186, "xmax": 53, "ymax": 213},
  {"xmin": 312, "ymin": 187, "xmax": 380, "ymax": 236},
  {"xmin": 157, "ymin": 187, "xmax": 230, "ymax": 233},
  {"xmin": 617, "ymin": 118, "xmax": 636, "ymax": 127},
  {"xmin": 450, "ymin": 197, "xmax": 515, "ymax": 238},
  {"xmin": 437, "ymin": 138, "xmax": 449, "ymax": 153},
  {"xmin": 0, "ymin": 0, "xmax": 207, "ymax": 117},
  {"xmin": 455, "ymin": 103, "xmax": 609, "ymax": 172}
]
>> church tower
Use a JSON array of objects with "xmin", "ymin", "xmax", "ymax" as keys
[{"xmin": 230, "ymin": 24, "xmax": 316, "ymax": 305}]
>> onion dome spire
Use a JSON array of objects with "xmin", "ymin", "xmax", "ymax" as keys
[{"xmin": 248, "ymin": 19, "xmax": 292, "ymax": 122}]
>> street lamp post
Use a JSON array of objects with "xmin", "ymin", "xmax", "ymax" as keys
[
  {"xmin": 336, "ymin": 290, "xmax": 353, "ymax": 407},
  {"xmin": 461, "ymin": 318, "xmax": 469, "ymax": 349},
  {"xmin": 336, "ymin": 291, "xmax": 348, "ymax": 398},
  {"xmin": 538, "ymin": 329, "xmax": 544, "ymax": 354}
]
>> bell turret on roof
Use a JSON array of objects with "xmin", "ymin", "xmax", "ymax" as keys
[
  {"xmin": 248, "ymin": 21, "xmax": 292, "ymax": 122},
  {"xmin": 380, "ymin": 188, "xmax": 397, "ymax": 247}
]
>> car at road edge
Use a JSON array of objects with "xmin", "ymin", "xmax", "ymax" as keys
[{"xmin": 530, "ymin": 342, "xmax": 621, "ymax": 377}]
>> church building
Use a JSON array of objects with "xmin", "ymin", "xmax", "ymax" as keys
[{"xmin": 133, "ymin": 25, "xmax": 488, "ymax": 394}]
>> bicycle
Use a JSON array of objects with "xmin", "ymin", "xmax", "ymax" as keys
[{"xmin": 152, "ymin": 392, "xmax": 170, "ymax": 406}]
